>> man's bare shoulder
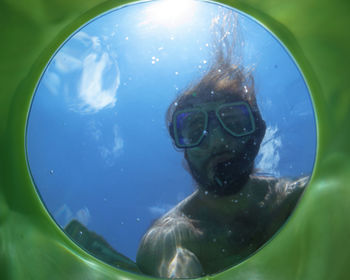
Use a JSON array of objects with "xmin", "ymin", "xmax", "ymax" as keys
[{"xmin": 249, "ymin": 174, "xmax": 310, "ymax": 206}]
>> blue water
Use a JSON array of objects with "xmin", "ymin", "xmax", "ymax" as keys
[{"xmin": 26, "ymin": 0, "xmax": 316, "ymax": 261}]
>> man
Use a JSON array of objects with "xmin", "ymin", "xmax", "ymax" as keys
[{"xmin": 136, "ymin": 14, "xmax": 308, "ymax": 278}]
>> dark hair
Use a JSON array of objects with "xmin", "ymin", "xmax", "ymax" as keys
[{"xmin": 166, "ymin": 11, "xmax": 265, "ymax": 143}]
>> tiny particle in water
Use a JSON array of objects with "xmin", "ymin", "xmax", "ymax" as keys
[
  {"xmin": 152, "ymin": 56, "xmax": 155, "ymax": 60},
  {"xmin": 234, "ymin": 200, "xmax": 238, "ymax": 203},
  {"xmin": 152, "ymin": 61, "xmax": 155, "ymax": 64},
  {"xmin": 79, "ymin": 231, "xmax": 83, "ymax": 235},
  {"xmin": 221, "ymin": 138, "xmax": 224, "ymax": 142},
  {"xmin": 136, "ymin": 217, "xmax": 140, "ymax": 222},
  {"xmin": 156, "ymin": 58, "xmax": 159, "ymax": 62},
  {"xmin": 203, "ymin": 60, "xmax": 207, "ymax": 64},
  {"xmin": 225, "ymin": 145, "xmax": 229, "ymax": 148},
  {"xmin": 175, "ymin": 72, "xmax": 179, "ymax": 75},
  {"xmin": 50, "ymin": 170, "xmax": 54, "ymax": 175},
  {"xmin": 222, "ymin": 249, "xmax": 226, "ymax": 253},
  {"xmin": 210, "ymin": 90, "xmax": 215, "ymax": 95},
  {"xmin": 174, "ymin": 102, "xmax": 178, "ymax": 106},
  {"xmin": 205, "ymin": 43, "xmax": 209, "ymax": 47},
  {"xmin": 213, "ymin": 238, "xmax": 217, "ymax": 242},
  {"xmin": 125, "ymin": 36, "xmax": 129, "ymax": 40},
  {"xmin": 121, "ymin": 221, "xmax": 124, "ymax": 225},
  {"xmin": 198, "ymin": 65, "xmax": 202, "ymax": 69},
  {"xmin": 218, "ymin": 69, "xmax": 222, "ymax": 73},
  {"xmin": 170, "ymin": 36, "xmax": 174, "ymax": 40},
  {"xmin": 204, "ymin": 191, "xmax": 208, "ymax": 195}
]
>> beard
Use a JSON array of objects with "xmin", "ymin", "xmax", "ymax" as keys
[{"xmin": 186, "ymin": 149, "xmax": 254, "ymax": 196}]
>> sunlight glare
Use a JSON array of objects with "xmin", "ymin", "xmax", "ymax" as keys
[{"xmin": 145, "ymin": 0, "xmax": 197, "ymax": 28}]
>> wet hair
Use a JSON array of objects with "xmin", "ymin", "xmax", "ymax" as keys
[{"xmin": 166, "ymin": 11, "xmax": 266, "ymax": 147}]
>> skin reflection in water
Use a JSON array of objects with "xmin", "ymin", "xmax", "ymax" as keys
[{"xmin": 136, "ymin": 11, "xmax": 309, "ymax": 278}]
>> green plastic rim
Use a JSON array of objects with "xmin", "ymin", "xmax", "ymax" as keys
[{"xmin": 1, "ymin": 0, "xmax": 350, "ymax": 280}]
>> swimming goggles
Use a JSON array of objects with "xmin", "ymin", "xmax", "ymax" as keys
[{"xmin": 171, "ymin": 101, "xmax": 256, "ymax": 148}]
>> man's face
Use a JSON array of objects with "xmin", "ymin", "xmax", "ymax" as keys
[{"xmin": 174, "ymin": 99, "xmax": 262, "ymax": 195}]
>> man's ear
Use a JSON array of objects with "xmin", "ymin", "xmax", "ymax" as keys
[
  {"xmin": 184, "ymin": 149, "xmax": 189, "ymax": 162},
  {"xmin": 182, "ymin": 156, "xmax": 191, "ymax": 174},
  {"xmin": 168, "ymin": 122, "xmax": 175, "ymax": 140},
  {"xmin": 260, "ymin": 119, "xmax": 266, "ymax": 141}
]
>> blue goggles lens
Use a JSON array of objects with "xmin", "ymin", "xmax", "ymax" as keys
[{"xmin": 172, "ymin": 102, "xmax": 255, "ymax": 148}]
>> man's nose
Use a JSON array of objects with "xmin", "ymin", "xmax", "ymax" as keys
[{"xmin": 201, "ymin": 117, "xmax": 227, "ymax": 148}]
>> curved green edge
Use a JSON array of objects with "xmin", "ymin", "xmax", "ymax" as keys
[{"xmin": 1, "ymin": 0, "xmax": 350, "ymax": 279}]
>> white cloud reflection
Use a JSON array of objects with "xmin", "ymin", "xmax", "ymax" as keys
[
  {"xmin": 54, "ymin": 204, "xmax": 91, "ymax": 227},
  {"xmin": 55, "ymin": 52, "xmax": 82, "ymax": 72},
  {"xmin": 75, "ymin": 31, "xmax": 101, "ymax": 50},
  {"xmin": 149, "ymin": 203, "xmax": 173, "ymax": 217},
  {"xmin": 99, "ymin": 124, "xmax": 124, "ymax": 166},
  {"xmin": 256, "ymin": 125, "xmax": 282, "ymax": 176},
  {"xmin": 77, "ymin": 52, "xmax": 120, "ymax": 113},
  {"xmin": 87, "ymin": 121, "xmax": 124, "ymax": 165},
  {"xmin": 43, "ymin": 71, "xmax": 60, "ymax": 95},
  {"xmin": 87, "ymin": 120, "xmax": 103, "ymax": 141},
  {"xmin": 76, "ymin": 207, "xmax": 91, "ymax": 226},
  {"xmin": 46, "ymin": 31, "xmax": 120, "ymax": 114}
]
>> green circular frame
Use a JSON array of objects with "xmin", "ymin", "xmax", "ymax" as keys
[{"xmin": 1, "ymin": 0, "xmax": 349, "ymax": 279}]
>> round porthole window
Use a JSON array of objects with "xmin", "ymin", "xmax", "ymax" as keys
[{"xmin": 26, "ymin": 0, "xmax": 316, "ymax": 278}]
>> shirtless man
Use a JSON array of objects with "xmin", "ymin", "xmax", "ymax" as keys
[{"xmin": 137, "ymin": 15, "xmax": 308, "ymax": 278}]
